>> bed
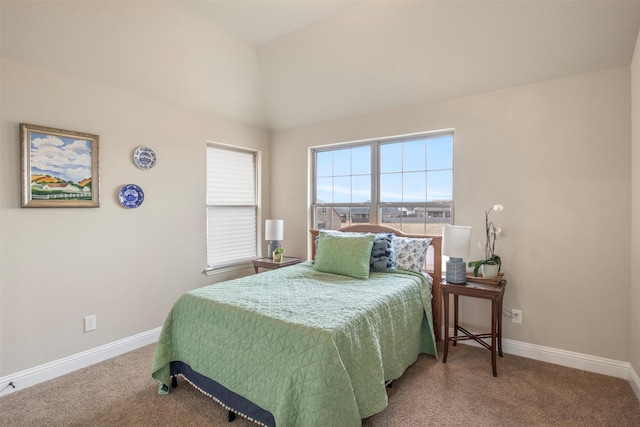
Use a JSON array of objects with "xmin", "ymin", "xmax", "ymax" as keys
[{"xmin": 152, "ymin": 225, "xmax": 442, "ymax": 427}]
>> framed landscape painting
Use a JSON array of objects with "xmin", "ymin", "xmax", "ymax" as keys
[{"xmin": 21, "ymin": 123, "xmax": 100, "ymax": 208}]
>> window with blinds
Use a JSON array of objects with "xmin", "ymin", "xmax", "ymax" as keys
[{"xmin": 206, "ymin": 144, "xmax": 258, "ymax": 270}]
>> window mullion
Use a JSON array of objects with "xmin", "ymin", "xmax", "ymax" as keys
[{"xmin": 371, "ymin": 140, "xmax": 379, "ymax": 224}]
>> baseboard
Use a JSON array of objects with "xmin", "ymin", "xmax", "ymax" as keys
[
  {"xmin": 0, "ymin": 327, "xmax": 161, "ymax": 397},
  {"xmin": 447, "ymin": 327, "xmax": 634, "ymax": 383},
  {"xmin": 630, "ymin": 364, "xmax": 640, "ymax": 401},
  {"xmin": 1, "ymin": 327, "xmax": 638, "ymax": 402},
  {"xmin": 501, "ymin": 337, "xmax": 630, "ymax": 379}
]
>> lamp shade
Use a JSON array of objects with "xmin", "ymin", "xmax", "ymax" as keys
[
  {"xmin": 442, "ymin": 225, "xmax": 472, "ymax": 259},
  {"xmin": 265, "ymin": 219, "xmax": 284, "ymax": 241}
]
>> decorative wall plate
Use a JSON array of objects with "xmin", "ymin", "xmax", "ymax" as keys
[
  {"xmin": 133, "ymin": 146, "xmax": 157, "ymax": 170},
  {"xmin": 118, "ymin": 184, "xmax": 144, "ymax": 208}
]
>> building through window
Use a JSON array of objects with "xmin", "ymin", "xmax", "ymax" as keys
[{"xmin": 312, "ymin": 131, "xmax": 453, "ymax": 235}]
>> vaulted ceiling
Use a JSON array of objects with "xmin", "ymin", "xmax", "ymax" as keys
[
  {"xmin": 178, "ymin": 1, "xmax": 364, "ymax": 47},
  {"xmin": 3, "ymin": 1, "xmax": 639, "ymax": 131},
  {"xmin": 180, "ymin": 0, "xmax": 640, "ymax": 130}
]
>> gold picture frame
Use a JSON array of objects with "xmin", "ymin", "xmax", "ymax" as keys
[{"xmin": 21, "ymin": 123, "xmax": 100, "ymax": 208}]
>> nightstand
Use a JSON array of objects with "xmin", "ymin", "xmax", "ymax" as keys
[
  {"xmin": 252, "ymin": 257, "xmax": 303, "ymax": 274},
  {"xmin": 441, "ymin": 279, "xmax": 507, "ymax": 377}
]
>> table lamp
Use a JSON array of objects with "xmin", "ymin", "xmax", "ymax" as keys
[
  {"xmin": 265, "ymin": 219, "xmax": 284, "ymax": 259},
  {"xmin": 442, "ymin": 225, "xmax": 472, "ymax": 284}
]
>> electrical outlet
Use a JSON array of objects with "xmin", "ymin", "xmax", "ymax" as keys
[
  {"xmin": 511, "ymin": 309, "xmax": 522, "ymax": 324},
  {"xmin": 84, "ymin": 315, "xmax": 96, "ymax": 332}
]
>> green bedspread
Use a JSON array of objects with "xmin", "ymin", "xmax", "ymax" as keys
[{"xmin": 152, "ymin": 262, "xmax": 437, "ymax": 427}]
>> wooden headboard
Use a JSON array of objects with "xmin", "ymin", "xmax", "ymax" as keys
[{"xmin": 310, "ymin": 225, "xmax": 443, "ymax": 342}]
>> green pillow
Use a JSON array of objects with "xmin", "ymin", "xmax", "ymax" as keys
[{"xmin": 313, "ymin": 231, "xmax": 376, "ymax": 279}]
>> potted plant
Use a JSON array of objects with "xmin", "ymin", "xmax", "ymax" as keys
[
  {"xmin": 273, "ymin": 247, "xmax": 285, "ymax": 262},
  {"xmin": 468, "ymin": 204, "xmax": 504, "ymax": 278}
]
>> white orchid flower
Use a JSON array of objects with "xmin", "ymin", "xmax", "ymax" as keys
[{"xmin": 469, "ymin": 203, "xmax": 505, "ymax": 276}]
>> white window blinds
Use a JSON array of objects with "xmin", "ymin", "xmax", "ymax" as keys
[{"xmin": 207, "ymin": 145, "xmax": 257, "ymax": 269}]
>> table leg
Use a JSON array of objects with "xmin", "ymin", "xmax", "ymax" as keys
[
  {"xmin": 254, "ymin": 266, "xmax": 259, "ymax": 274},
  {"xmin": 491, "ymin": 299, "xmax": 498, "ymax": 377},
  {"xmin": 453, "ymin": 294, "xmax": 459, "ymax": 347},
  {"xmin": 443, "ymin": 292, "xmax": 450, "ymax": 363},
  {"xmin": 498, "ymin": 296, "xmax": 504, "ymax": 357}
]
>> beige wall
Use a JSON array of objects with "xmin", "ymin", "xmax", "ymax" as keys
[
  {"xmin": 271, "ymin": 68, "xmax": 631, "ymax": 361},
  {"xmin": 0, "ymin": 1, "xmax": 267, "ymax": 127},
  {"xmin": 631, "ymin": 31, "xmax": 640, "ymax": 379},
  {"xmin": 1, "ymin": 0, "xmax": 636, "ymax": 381},
  {"xmin": 0, "ymin": 4, "xmax": 269, "ymax": 375}
]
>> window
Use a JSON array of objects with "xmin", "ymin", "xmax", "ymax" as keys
[
  {"xmin": 312, "ymin": 132, "xmax": 453, "ymax": 235},
  {"xmin": 207, "ymin": 143, "xmax": 258, "ymax": 271}
]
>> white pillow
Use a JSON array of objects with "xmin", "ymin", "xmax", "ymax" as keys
[{"xmin": 392, "ymin": 236, "xmax": 432, "ymax": 272}]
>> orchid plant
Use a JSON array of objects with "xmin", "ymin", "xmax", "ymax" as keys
[{"xmin": 468, "ymin": 204, "xmax": 504, "ymax": 277}]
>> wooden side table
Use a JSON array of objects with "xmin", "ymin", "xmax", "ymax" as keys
[
  {"xmin": 441, "ymin": 279, "xmax": 507, "ymax": 377},
  {"xmin": 252, "ymin": 257, "xmax": 303, "ymax": 274}
]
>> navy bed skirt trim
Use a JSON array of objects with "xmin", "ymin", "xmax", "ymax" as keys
[{"xmin": 170, "ymin": 361, "xmax": 276, "ymax": 427}]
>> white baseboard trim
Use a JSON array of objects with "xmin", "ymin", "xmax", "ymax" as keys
[
  {"xmin": 1, "ymin": 326, "xmax": 638, "ymax": 402},
  {"xmin": 0, "ymin": 327, "xmax": 161, "ymax": 397},
  {"xmin": 630, "ymin": 364, "xmax": 640, "ymax": 401},
  {"xmin": 501, "ymin": 337, "xmax": 630, "ymax": 379},
  {"xmin": 447, "ymin": 327, "xmax": 637, "ymax": 400}
]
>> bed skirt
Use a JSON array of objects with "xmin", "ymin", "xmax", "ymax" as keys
[{"xmin": 170, "ymin": 361, "xmax": 275, "ymax": 427}]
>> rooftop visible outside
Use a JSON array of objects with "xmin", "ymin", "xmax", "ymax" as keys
[{"xmin": 313, "ymin": 132, "xmax": 454, "ymax": 235}]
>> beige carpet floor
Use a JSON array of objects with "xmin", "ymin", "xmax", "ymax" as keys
[{"xmin": 1, "ymin": 342, "xmax": 639, "ymax": 426}]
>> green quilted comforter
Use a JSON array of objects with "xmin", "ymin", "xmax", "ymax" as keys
[{"xmin": 151, "ymin": 262, "xmax": 437, "ymax": 427}]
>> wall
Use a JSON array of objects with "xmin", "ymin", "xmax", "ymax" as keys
[
  {"xmin": 631, "ymin": 30, "xmax": 640, "ymax": 390},
  {"xmin": 0, "ymin": 1, "xmax": 266, "ymax": 127},
  {"xmin": 1, "ymin": 0, "xmax": 635, "ymax": 389},
  {"xmin": 271, "ymin": 68, "xmax": 631, "ymax": 361},
  {"xmin": 0, "ymin": 3, "xmax": 269, "ymax": 376}
]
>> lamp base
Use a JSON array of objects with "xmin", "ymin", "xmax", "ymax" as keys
[
  {"xmin": 267, "ymin": 240, "xmax": 281, "ymax": 259},
  {"xmin": 446, "ymin": 258, "xmax": 467, "ymax": 284}
]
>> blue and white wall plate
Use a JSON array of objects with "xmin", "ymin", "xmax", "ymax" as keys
[
  {"xmin": 118, "ymin": 184, "xmax": 144, "ymax": 208},
  {"xmin": 133, "ymin": 146, "xmax": 157, "ymax": 170}
]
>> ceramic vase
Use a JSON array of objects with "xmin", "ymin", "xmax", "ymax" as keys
[{"xmin": 481, "ymin": 263, "xmax": 499, "ymax": 278}]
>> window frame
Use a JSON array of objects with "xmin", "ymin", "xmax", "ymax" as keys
[{"xmin": 311, "ymin": 130, "xmax": 454, "ymax": 234}]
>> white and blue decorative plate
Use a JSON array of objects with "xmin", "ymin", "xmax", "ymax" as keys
[
  {"xmin": 133, "ymin": 146, "xmax": 157, "ymax": 170},
  {"xmin": 118, "ymin": 184, "xmax": 144, "ymax": 208}
]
